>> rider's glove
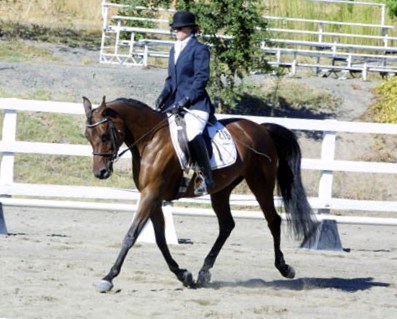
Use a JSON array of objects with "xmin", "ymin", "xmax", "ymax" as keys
[
  {"xmin": 155, "ymin": 96, "xmax": 165, "ymax": 111},
  {"xmin": 173, "ymin": 97, "xmax": 190, "ymax": 113}
]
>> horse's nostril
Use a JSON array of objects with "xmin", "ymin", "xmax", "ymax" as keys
[{"xmin": 95, "ymin": 168, "xmax": 109, "ymax": 179}]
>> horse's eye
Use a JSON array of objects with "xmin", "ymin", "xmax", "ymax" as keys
[{"xmin": 101, "ymin": 133, "xmax": 110, "ymax": 142}]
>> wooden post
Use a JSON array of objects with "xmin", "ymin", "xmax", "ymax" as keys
[
  {"xmin": 301, "ymin": 124, "xmax": 343, "ymax": 251},
  {"xmin": 0, "ymin": 109, "xmax": 17, "ymax": 187},
  {"xmin": 0, "ymin": 203, "xmax": 8, "ymax": 236}
]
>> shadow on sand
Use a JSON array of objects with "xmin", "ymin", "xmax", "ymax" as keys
[{"xmin": 208, "ymin": 277, "xmax": 390, "ymax": 293}]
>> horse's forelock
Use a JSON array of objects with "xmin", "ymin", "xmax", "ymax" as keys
[{"xmin": 86, "ymin": 108, "xmax": 102, "ymax": 125}]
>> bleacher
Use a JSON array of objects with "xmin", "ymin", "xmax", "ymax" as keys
[{"xmin": 99, "ymin": 0, "xmax": 397, "ymax": 79}]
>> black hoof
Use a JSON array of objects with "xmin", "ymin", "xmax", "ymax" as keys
[
  {"xmin": 177, "ymin": 269, "xmax": 196, "ymax": 288},
  {"xmin": 278, "ymin": 264, "xmax": 296, "ymax": 279},
  {"xmin": 196, "ymin": 270, "xmax": 211, "ymax": 287}
]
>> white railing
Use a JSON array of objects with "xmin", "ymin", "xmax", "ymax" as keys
[
  {"xmin": 99, "ymin": 0, "xmax": 397, "ymax": 79},
  {"xmin": 0, "ymin": 98, "xmax": 397, "ymax": 226}
]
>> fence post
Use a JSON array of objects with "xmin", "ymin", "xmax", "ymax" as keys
[
  {"xmin": 0, "ymin": 109, "xmax": 17, "ymax": 187},
  {"xmin": 99, "ymin": 0, "xmax": 108, "ymax": 62},
  {"xmin": 0, "ymin": 109, "xmax": 17, "ymax": 236},
  {"xmin": 136, "ymin": 201, "xmax": 178, "ymax": 245},
  {"xmin": 318, "ymin": 129, "xmax": 336, "ymax": 213},
  {"xmin": 301, "ymin": 125, "xmax": 343, "ymax": 251},
  {"xmin": 115, "ymin": 20, "xmax": 121, "ymax": 56},
  {"xmin": 0, "ymin": 203, "xmax": 8, "ymax": 236}
]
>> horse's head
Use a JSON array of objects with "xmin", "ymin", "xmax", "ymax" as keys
[{"xmin": 83, "ymin": 96, "xmax": 126, "ymax": 179}]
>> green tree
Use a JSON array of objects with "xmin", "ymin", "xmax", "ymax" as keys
[
  {"xmin": 386, "ymin": 0, "xmax": 397, "ymax": 18},
  {"xmin": 118, "ymin": 0, "xmax": 269, "ymax": 112},
  {"xmin": 176, "ymin": 0, "xmax": 269, "ymax": 112}
]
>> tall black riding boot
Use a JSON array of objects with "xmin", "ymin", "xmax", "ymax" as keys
[{"xmin": 189, "ymin": 135, "xmax": 215, "ymax": 195}]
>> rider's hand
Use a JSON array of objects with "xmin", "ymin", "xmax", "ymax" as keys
[
  {"xmin": 175, "ymin": 97, "xmax": 190, "ymax": 111},
  {"xmin": 155, "ymin": 96, "xmax": 165, "ymax": 111}
]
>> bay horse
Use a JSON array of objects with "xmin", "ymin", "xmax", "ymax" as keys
[{"xmin": 83, "ymin": 96, "xmax": 317, "ymax": 292}]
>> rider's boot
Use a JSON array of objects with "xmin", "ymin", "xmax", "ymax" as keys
[{"xmin": 189, "ymin": 135, "xmax": 215, "ymax": 196}]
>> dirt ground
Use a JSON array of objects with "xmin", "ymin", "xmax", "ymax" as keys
[{"xmin": 1, "ymin": 206, "xmax": 396, "ymax": 319}]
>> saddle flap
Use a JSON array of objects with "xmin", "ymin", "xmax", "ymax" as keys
[{"xmin": 168, "ymin": 115, "xmax": 237, "ymax": 170}]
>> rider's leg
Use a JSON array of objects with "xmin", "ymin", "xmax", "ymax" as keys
[{"xmin": 185, "ymin": 110, "xmax": 214, "ymax": 195}]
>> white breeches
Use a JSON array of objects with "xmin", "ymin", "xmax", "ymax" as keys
[{"xmin": 184, "ymin": 110, "xmax": 209, "ymax": 142}]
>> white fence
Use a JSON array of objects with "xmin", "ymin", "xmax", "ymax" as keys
[
  {"xmin": 0, "ymin": 98, "xmax": 397, "ymax": 226},
  {"xmin": 99, "ymin": 0, "xmax": 397, "ymax": 79}
]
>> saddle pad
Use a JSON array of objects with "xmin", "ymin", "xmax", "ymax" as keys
[{"xmin": 168, "ymin": 115, "xmax": 237, "ymax": 170}]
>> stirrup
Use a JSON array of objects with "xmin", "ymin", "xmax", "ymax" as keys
[{"xmin": 194, "ymin": 173, "xmax": 208, "ymax": 196}]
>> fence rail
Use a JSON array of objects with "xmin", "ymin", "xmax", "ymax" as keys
[
  {"xmin": 99, "ymin": 0, "xmax": 397, "ymax": 79},
  {"xmin": 1, "ymin": 98, "xmax": 397, "ymax": 226}
]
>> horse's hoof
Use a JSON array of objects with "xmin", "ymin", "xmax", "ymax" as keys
[
  {"xmin": 278, "ymin": 264, "xmax": 296, "ymax": 279},
  {"xmin": 177, "ymin": 269, "xmax": 195, "ymax": 288},
  {"xmin": 196, "ymin": 270, "xmax": 211, "ymax": 287},
  {"xmin": 284, "ymin": 265, "xmax": 296, "ymax": 279},
  {"xmin": 96, "ymin": 280, "xmax": 113, "ymax": 293}
]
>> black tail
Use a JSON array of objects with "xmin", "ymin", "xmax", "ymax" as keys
[{"xmin": 263, "ymin": 123, "xmax": 317, "ymax": 240}]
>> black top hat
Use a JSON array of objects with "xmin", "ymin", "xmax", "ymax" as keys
[{"xmin": 170, "ymin": 11, "xmax": 198, "ymax": 29}]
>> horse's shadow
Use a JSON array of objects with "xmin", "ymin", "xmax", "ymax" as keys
[{"xmin": 208, "ymin": 277, "xmax": 390, "ymax": 292}]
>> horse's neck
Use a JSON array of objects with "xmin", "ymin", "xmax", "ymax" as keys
[{"xmin": 112, "ymin": 103, "xmax": 163, "ymax": 139}]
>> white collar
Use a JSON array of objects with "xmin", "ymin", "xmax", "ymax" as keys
[{"xmin": 175, "ymin": 34, "xmax": 193, "ymax": 47}]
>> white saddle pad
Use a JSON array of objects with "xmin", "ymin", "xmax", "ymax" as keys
[{"xmin": 168, "ymin": 115, "xmax": 237, "ymax": 170}]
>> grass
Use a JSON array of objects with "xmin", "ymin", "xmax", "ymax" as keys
[
  {"xmin": 265, "ymin": 0, "xmax": 397, "ymax": 45},
  {"xmin": 14, "ymin": 154, "xmax": 134, "ymax": 188},
  {"xmin": 0, "ymin": 40, "xmax": 60, "ymax": 63}
]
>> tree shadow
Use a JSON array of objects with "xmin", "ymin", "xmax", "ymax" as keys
[
  {"xmin": 233, "ymin": 94, "xmax": 330, "ymax": 140},
  {"xmin": 208, "ymin": 277, "xmax": 390, "ymax": 293},
  {"xmin": 235, "ymin": 94, "xmax": 335, "ymax": 120}
]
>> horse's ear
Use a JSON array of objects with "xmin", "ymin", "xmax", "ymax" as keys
[
  {"xmin": 83, "ymin": 96, "xmax": 92, "ymax": 117},
  {"xmin": 101, "ymin": 96, "xmax": 106, "ymax": 107}
]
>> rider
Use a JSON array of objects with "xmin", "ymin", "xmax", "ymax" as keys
[{"xmin": 155, "ymin": 11, "xmax": 215, "ymax": 195}]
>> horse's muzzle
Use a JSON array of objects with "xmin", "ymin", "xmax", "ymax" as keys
[
  {"xmin": 94, "ymin": 168, "xmax": 112, "ymax": 179},
  {"xmin": 94, "ymin": 165, "xmax": 113, "ymax": 179}
]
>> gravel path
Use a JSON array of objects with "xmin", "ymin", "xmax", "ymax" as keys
[{"xmin": 0, "ymin": 41, "xmax": 379, "ymax": 120}]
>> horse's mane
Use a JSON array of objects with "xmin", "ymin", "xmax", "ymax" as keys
[{"xmin": 113, "ymin": 97, "xmax": 152, "ymax": 109}]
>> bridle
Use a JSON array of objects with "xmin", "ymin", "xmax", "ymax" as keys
[
  {"xmin": 86, "ymin": 114, "xmax": 169, "ymax": 162},
  {"xmin": 86, "ymin": 117, "xmax": 126, "ymax": 162}
]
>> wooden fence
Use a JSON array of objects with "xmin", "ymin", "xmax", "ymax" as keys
[{"xmin": 0, "ymin": 98, "xmax": 396, "ymax": 226}]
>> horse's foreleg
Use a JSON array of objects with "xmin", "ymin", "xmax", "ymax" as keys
[
  {"xmin": 96, "ymin": 195, "xmax": 155, "ymax": 293},
  {"xmin": 196, "ymin": 191, "xmax": 235, "ymax": 287},
  {"xmin": 150, "ymin": 207, "xmax": 195, "ymax": 288}
]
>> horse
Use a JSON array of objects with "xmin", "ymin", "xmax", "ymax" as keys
[{"xmin": 83, "ymin": 96, "xmax": 317, "ymax": 292}]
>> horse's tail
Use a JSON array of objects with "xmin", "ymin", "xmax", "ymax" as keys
[{"xmin": 262, "ymin": 123, "xmax": 317, "ymax": 240}]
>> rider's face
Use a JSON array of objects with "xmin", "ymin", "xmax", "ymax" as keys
[{"xmin": 175, "ymin": 27, "xmax": 192, "ymax": 41}]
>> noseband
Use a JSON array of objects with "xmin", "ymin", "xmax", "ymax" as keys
[{"xmin": 86, "ymin": 117, "xmax": 121, "ymax": 162}]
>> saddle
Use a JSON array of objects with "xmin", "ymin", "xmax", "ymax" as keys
[{"xmin": 168, "ymin": 114, "xmax": 237, "ymax": 197}]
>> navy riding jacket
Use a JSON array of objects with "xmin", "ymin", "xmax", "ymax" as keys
[{"xmin": 159, "ymin": 36, "xmax": 215, "ymax": 116}]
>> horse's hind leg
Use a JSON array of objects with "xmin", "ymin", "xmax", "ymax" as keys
[
  {"xmin": 246, "ymin": 175, "xmax": 295, "ymax": 279},
  {"xmin": 196, "ymin": 187, "xmax": 236, "ymax": 287},
  {"xmin": 150, "ymin": 206, "xmax": 195, "ymax": 288}
]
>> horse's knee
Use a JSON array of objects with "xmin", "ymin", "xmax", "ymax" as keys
[{"xmin": 221, "ymin": 219, "xmax": 235, "ymax": 236}]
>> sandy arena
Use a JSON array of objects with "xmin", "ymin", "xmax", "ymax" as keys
[{"xmin": 1, "ymin": 206, "xmax": 396, "ymax": 318}]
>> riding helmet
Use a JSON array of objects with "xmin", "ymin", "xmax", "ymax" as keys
[{"xmin": 170, "ymin": 11, "xmax": 198, "ymax": 29}]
